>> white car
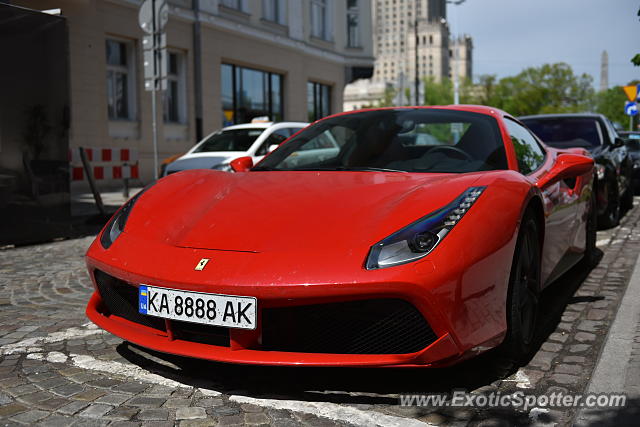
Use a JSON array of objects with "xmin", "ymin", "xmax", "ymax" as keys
[{"xmin": 163, "ymin": 121, "xmax": 308, "ymax": 175}]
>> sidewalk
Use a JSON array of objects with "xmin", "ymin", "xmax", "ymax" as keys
[{"xmin": 575, "ymin": 232, "xmax": 640, "ymax": 425}]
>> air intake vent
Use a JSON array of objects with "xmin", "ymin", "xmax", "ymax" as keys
[
  {"xmin": 94, "ymin": 270, "xmax": 165, "ymax": 331},
  {"xmin": 262, "ymin": 299, "xmax": 437, "ymax": 354}
]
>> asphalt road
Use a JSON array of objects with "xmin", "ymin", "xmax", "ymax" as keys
[{"xmin": 0, "ymin": 201, "xmax": 639, "ymax": 426}]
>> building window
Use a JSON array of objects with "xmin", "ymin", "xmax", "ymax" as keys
[
  {"xmin": 262, "ymin": 0, "xmax": 286, "ymax": 25},
  {"xmin": 106, "ymin": 39, "xmax": 135, "ymax": 120},
  {"xmin": 347, "ymin": 0, "xmax": 360, "ymax": 47},
  {"xmin": 164, "ymin": 52, "xmax": 187, "ymax": 124},
  {"xmin": 220, "ymin": 0, "xmax": 249, "ymax": 12},
  {"xmin": 311, "ymin": 0, "xmax": 330, "ymax": 40},
  {"xmin": 221, "ymin": 64, "xmax": 283, "ymax": 125},
  {"xmin": 307, "ymin": 81, "xmax": 330, "ymax": 122}
]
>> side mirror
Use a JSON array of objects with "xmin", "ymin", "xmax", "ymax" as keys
[
  {"xmin": 268, "ymin": 144, "xmax": 279, "ymax": 153},
  {"xmin": 613, "ymin": 137, "xmax": 625, "ymax": 148},
  {"xmin": 230, "ymin": 156, "xmax": 254, "ymax": 172},
  {"xmin": 536, "ymin": 153, "xmax": 594, "ymax": 189}
]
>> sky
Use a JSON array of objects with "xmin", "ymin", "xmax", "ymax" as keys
[{"xmin": 453, "ymin": 0, "xmax": 639, "ymax": 88}]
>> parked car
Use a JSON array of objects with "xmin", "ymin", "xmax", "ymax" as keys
[
  {"xmin": 520, "ymin": 113, "xmax": 633, "ymax": 228},
  {"xmin": 86, "ymin": 106, "xmax": 596, "ymax": 368},
  {"xmin": 163, "ymin": 121, "xmax": 308, "ymax": 176},
  {"xmin": 620, "ymin": 131, "xmax": 640, "ymax": 193}
]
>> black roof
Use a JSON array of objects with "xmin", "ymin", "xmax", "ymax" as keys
[{"xmin": 519, "ymin": 113, "xmax": 606, "ymax": 121}]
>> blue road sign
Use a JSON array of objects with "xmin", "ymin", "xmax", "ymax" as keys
[{"xmin": 625, "ymin": 101, "xmax": 638, "ymax": 116}]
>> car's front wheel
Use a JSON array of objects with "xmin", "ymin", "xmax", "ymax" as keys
[
  {"xmin": 621, "ymin": 165, "xmax": 634, "ymax": 212},
  {"xmin": 598, "ymin": 175, "xmax": 620, "ymax": 229},
  {"xmin": 583, "ymin": 187, "xmax": 598, "ymax": 267},
  {"xmin": 499, "ymin": 211, "xmax": 541, "ymax": 364}
]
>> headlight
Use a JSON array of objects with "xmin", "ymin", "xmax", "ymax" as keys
[
  {"xmin": 595, "ymin": 164, "xmax": 606, "ymax": 180},
  {"xmin": 212, "ymin": 163, "xmax": 232, "ymax": 172},
  {"xmin": 365, "ymin": 186, "xmax": 486, "ymax": 269},
  {"xmin": 100, "ymin": 188, "xmax": 148, "ymax": 249}
]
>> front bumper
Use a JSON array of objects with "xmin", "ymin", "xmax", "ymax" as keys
[
  {"xmin": 86, "ymin": 272, "xmax": 459, "ymax": 367},
  {"xmin": 86, "ymin": 228, "xmax": 511, "ymax": 367}
]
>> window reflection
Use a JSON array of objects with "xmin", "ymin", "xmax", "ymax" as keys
[
  {"xmin": 221, "ymin": 64, "xmax": 283, "ymax": 125},
  {"xmin": 308, "ymin": 81, "xmax": 331, "ymax": 122}
]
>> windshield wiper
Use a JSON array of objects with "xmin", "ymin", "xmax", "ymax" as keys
[
  {"xmin": 251, "ymin": 166, "xmax": 278, "ymax": 171},
  {"xmin": 286, "ymin": 166, "xmax": 407, "ymax": 173},
  {"xmin": 341, "ymin": 167, "xmax": 408, "ymax": 173},
  {"xmin": 252, "ymin": 166, "xmax": 407, "ymax": 173}
]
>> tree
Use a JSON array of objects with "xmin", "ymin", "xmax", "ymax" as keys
[
  {"xmin": 490, "ymin": 63, "xmax": 594, "ymax": 116},
  {"xmin": 422, "ymin": 77, "xmax": 453, "ymax": 105},
  {"xmin": 472, "ymin": 74, "xmax": 500, "ymax": 106},
  {"xmin": 375, "ymin": 86, "xmax": 397, "ymax": 107}
]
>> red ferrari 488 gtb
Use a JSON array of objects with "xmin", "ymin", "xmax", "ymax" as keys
[{"xmin": 86, "ymin": 106, "xmax": 595, "ymax": 367}]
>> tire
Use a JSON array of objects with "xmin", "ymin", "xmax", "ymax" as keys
[
  {"xmin": 498, "ymin": 211, "xmax": 541, "ymax": 365},
  {"xmin": 621, "ymin": 169, "xmax": 634, "ymax": 212},
  {"xmin": 622, "ymin": 186, "xmax": 633, "ymax": 212},
  {"xmin": 598, "ymin": 175, "xmax": 620, "ymax": 229},
  {"xmin": 583, "ymin": 187, "xmax": 598, "ymax": 268}
]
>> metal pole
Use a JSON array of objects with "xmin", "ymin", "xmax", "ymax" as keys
[
  {"xmin": 414, "ymin": 3, "xmax": 419, "ymax": 105},
  {"xmin": 151, "ymin": 0, "xmax": 159, "ymax": 181},
  {"xmin": 151, "ymin": 75, "xmax": 159, "ymax": 180},
  {"xmin": 631, "ymin": 115, "xmax": 634, "ymax": 132},
  {"xmin": 452, "ymin": 12, "xmax": 459, "ymax": 104},
  {"xmin": 192, "ymin": 0, "xmax": 203, "ymax": 141},
  {"xmin": 78, "ymin": 147, "xmax": 106, "ymax": 216}
]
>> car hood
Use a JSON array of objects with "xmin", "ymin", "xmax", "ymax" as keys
[{"xmin": 128, "ymin": 170, "xmax": 483, "ymax": 255}]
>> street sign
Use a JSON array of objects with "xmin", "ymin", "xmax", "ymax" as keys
[
  {"xmin": 143, "ymin": 33, "xmax": 167, "ymax": 91},
  {"xmin": 139, "ymin": 0, "xmax": 169, "ymax": 181},
  {"xmin": 625, "ymin": 101, "xmax": 638, "ymax": 116},
  {"xmin": 139, "ymin": 0, "xmax": 168, "ymax": 34},
  {"xmin": 623, "ymin": 85, "xmax": 639, "ymax": 102}
]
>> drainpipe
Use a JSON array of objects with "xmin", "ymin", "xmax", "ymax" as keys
[{"xmin": 192, "ymin": 0, "xmax": 203, "ymax": 141}]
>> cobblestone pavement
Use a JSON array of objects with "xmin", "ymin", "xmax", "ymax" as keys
[{"xmin": 0, "ymin": 200, "xmax": 639, "ymax": 426}]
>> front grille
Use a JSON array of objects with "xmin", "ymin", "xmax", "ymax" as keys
[
  {"xmin": 262, "ymin": 299, "xmax": 438, "ymax": 354},
  {"xmin": 94, "ymin": 270, "xmax": 166, "ymax": 331},
  {"xmin": 171, "ymin": 320, "xmax": 230, "ymax": 347}
]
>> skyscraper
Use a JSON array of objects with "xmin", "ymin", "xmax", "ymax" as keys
[
  {"xmin": 372, "ymin": 0, "xmax": 451, "ymax": 85},
  {"xmin": 344, "ymin": 0, "xmax": 473, "ymax": 109}
]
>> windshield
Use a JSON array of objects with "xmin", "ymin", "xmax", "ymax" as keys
[
  {"xmin": 521, "ymin": 117, "xmax": 603, "ymax": 149},
  {"xmin": 194, "ymin": 128, "xmax": 264, "ymax": 153},
  {"xmin": 254, "ymin": 109, "xmax": 508, "ymax": 173}
]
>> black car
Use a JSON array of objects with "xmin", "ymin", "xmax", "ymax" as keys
[
  {"xmin": 619, "ymin": 131, "xmax": 640, "ymax": 193},
  {"xmin": 520, "ymin": 113, "xmax": 633, "ymax": 228}
]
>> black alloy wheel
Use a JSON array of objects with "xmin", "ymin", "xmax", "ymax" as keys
[
  {"xmin": 499, "ymin": 212, "xmax": 541, "ymax": 364},
  {"xmin": 599, "ymin": 175, "xmax": 620, "ymax": 229},
  {"xmin": 621, "ymin": 166, "xmax": 634, "ymax": 211},
  {"xmin": 583, "ymin": 187, "xmax": 598, "ymax": 267}
]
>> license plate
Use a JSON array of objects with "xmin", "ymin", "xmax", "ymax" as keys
[{"xmin": 138, "ymin": 285, "xmax": 257, "ymax": 330}]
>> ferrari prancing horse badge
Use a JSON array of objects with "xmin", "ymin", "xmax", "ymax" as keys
[{"xmin": 195, "ymin": 258, "xmax": 210, "ymax": 271}]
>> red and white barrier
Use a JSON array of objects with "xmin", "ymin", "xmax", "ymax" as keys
[
  {"xmin": 69, "ymin": 147, "xmax": 139, "ymax": 181},
  {"xmin": 68, "ymin": 148, "xmax": 138, "ymax": 164}
]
